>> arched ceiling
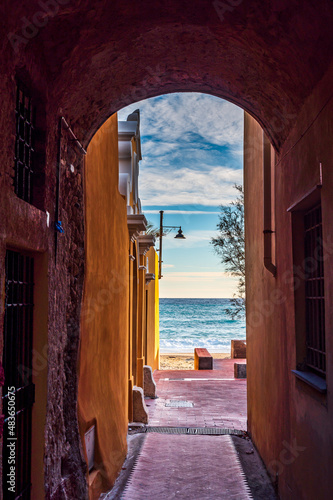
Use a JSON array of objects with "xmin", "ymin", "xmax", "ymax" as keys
[{"xmin": 2, "ymin": 0, "xmax": 333, "ymax": 149}]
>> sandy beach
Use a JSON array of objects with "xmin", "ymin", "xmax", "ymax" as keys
[{"xmin": 160, "ymin": 352, "xmax": 230, "ymax": 370}]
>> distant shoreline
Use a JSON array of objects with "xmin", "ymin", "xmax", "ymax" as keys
[
  {"xmin": 160, "ymin": 350, "xmax": 230, "ymax": 355},
  {"xmin": 159, "ymin": 352, "xmax": 230, "ymax": 370},
  {"xmin": 160, "ymin": 352, "xmax": 230, "ymax": 356},
  {"xmin": 159, "ymin": 297, "xmax": 235, "ymax": 300},
  {"xmin": 158, "ymin": 298, "xmax": 245, "ymax": 363}
]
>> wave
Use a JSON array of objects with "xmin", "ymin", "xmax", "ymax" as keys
[{"xmin": 159, "ymin": 298, "xmax": 246, "ymax": 353}]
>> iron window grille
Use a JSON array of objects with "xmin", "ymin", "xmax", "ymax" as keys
[
  {"xmin": 2, "ymin": 250, "xmax": 35, "ymax": 499},
  {"xmin": 304, "ymin": 204, "xmax": 326, "ymax": 377},
  {"xmin": 14, "ymin": 82, "xmax": 36, "ymax": 204}
]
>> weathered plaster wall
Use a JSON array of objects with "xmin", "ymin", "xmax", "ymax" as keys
[
  {"xmin": 245, "ymin": 61, "xmax": 333, "ymax": 500},
  {"xmin": 78, "ymin": 114, "xmax": 129, "ymax": 495},
  {"xmin": 0, "ymin": 66, "xmax": 87, "ymax": 498}
]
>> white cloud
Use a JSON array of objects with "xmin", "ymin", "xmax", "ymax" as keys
[
  {"xmin": 119, "ymin": 93, "xmax": 243, "ymax": 148},
  {"xmin": 118, "ymin": 93, "xmax": 244, "ymax": 208},
  {"xmin": 119, "ymin": 94, "xmax": 243, "ymax": 298},
  {"xmin": 142, "ymin": 140, "xmax": 177, "ymax": 157},
  {"xmin": 140, "ymin": 165, "xmax": 243, "ymax": 206}
]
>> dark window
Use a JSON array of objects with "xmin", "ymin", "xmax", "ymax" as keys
[
  {"xmin": 2, "ymin": 250, "xmax": 35, "ymax": 499},
  {"xmin": 14, "ymin": 83, "xmax": 36, "ymax": 204},
  {"xmin": 304, "ymin": 204, "xmax": 326, "ymax": 377}
]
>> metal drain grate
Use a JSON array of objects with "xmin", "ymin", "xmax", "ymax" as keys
[
  {"xmin": 165, "ymin": 400, "xmax": 194, "ymax": 408},
  {"xmin": 146, "ymin": 426, "xmax": 245, "ymax": 436}
]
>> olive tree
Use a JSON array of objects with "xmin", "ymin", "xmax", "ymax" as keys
[{"xmin": 211, "ymin": 184, "xmax": 245, "ymax": 319}]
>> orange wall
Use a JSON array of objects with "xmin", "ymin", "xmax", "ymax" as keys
[
  {"xmin": 78, "ymin": 114, "xmax": 129, "ymax": 493},
  {"xmin": 245, "ymin": 61, "xmax": 333, "ymax": 499}
]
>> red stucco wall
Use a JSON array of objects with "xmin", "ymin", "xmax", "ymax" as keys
[{"xmin": 245, "ymin": 62, "xmax": 333, "ymax": 500}]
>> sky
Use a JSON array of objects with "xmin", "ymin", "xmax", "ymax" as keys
[{"xmin": 118, "ymin": 93, "xmax": 244, "ymax": 298}]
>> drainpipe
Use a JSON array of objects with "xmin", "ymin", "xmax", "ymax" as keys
[
  {"xmin": 263, "ymin": 132, "xmax": 277, "ymax": 277},
  {"xmin": 54, "ymin": 117, "xmax": 63, "ymax": 263},
  {"xmin": 55, "ymin": 117, "xmax": 87, "ymax": 263}
]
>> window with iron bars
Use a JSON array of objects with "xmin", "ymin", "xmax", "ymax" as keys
[
  {"xmin": 14, "ymin": 82, "xmax": 36, "ymax": 204},
  {"xmin": 304, "ymin": 203, "xmax": 326, "ymax": 377}
]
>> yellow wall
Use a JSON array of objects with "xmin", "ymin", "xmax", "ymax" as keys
[
  {"xmin": 145, "ymin": 248, "xmax": 160, "ymax": 371},
  {"xmin": 78, "ymin": 112, "xmax": 160, "ymax": 497},
  {"xmin": 136, "ymin": 254, "xmax": 145, "ymax": 387},
  {"xmin": 127, "ymin": 240, "xmax": 136, "ymax": 421},
  {"xmin": 155, "ymin": 253, "xmax": 160, "ymax": 370},
  {"xmin": 78, "ymin": 114, "xmax": 129, "ymax": 494}
]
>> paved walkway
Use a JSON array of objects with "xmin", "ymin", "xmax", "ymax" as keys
[
  {"xmin": 122, "ymin": 433, "xmax": 252, "ymax": 500},
  {"xmin": 147, "ymin": 359, "xmax": 247, "ymax": 430},
  {"xmin": 120, "ymin": 359, "xmax": 255, "ymax": 499},
  {"xmin": 105, "ymin": 359, "xmax": 277, "ymax": 500}
]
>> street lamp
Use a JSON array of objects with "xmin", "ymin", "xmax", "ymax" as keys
[{"xmin": 158, "ymin": 210, "xmax": 186, "ymax": 279}]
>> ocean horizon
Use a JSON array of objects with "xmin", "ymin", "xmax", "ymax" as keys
[{"xmin": 159, "ymin": 298, "xmax": 246, "ymax": 354}]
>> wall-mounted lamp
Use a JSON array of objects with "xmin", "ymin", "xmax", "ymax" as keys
[
  {"xmin": 174, "ymin": 228, "xmax": 186, "ymax": 239},
  {"xmin": 159, "ymin": 210, "xmax": 186, "ymax": 279}
]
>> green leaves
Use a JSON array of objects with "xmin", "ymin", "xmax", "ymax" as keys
[{"xmin": 211, "ymin": 184, "xmax": 245, "ymax": 319}]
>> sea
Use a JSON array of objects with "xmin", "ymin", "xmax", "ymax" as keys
[{"xmin": 159, "ymin": 298, "xmax": 246, "ymax": 354}]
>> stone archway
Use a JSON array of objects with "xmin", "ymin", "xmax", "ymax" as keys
[
  {"xmin": 1, "ymin": 1, "xmax": 333, "ymax": 497},
  {"xmin": 3, "ymin": 1, "xmax": 333, "ymax": 150}
]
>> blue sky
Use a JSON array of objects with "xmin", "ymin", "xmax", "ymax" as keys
[{"xmin": 118, "ymin": 93, "xmax": 244, "ymax": 298}]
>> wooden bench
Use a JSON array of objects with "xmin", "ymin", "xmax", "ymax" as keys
[
  {"xmin": 231, "ymin": 340, "xmax": 246, "ymax": 359},
  {"xmin": 234, "ymin": 362, "xmax": 247, "ymax": 379},
  {"xmin": 194, "ymin": 348, "xmax": 213, "ymax": 370}
]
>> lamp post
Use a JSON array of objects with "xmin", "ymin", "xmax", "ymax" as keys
[{"xmin": 158, "ymin": 210, "xmax": 186, "ymax": 279}]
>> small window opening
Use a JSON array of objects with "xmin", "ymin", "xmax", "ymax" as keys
[
  {"xmin": 304, "ymin": 203, "xmax": 326, "ymax": 377},
  {"xmin": 14, "ymin": 82, "xmax": 36, "ymax": 204}
]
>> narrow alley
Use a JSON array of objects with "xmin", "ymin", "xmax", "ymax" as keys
[
  {"xmin": 105, "ymin": 359, "xmax": 276, "ymax": 500},
  {"xmin": 1, "ymin": 2, "xmax": 333, "ymax": 499}
]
